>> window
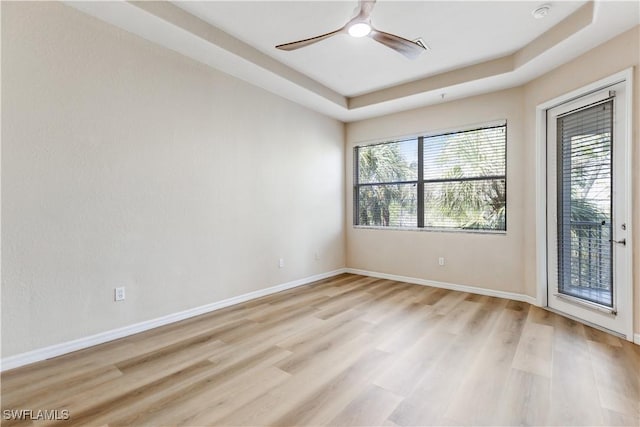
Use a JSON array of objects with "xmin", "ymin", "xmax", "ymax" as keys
[{"xmin": 354, "ymin": 122, "xmax": 506, "ymax": 231}]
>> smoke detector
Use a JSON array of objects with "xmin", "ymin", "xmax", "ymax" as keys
[{"xmin": 532, "ymin": 4, "xmax": 552, "ymax": 19}]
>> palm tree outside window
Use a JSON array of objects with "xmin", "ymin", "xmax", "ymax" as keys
[{"xmin": 354, "ymin": 122, "xmax": 507, "ymax": 232}]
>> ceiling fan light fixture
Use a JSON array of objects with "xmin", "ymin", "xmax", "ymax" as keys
[
  {"xmin": 275, "ymin": 0, "xmax": 426, "ymax": 59},
  {"xmin": 348, "ymin": 22, "xmax": 372, "ymax": 38}
]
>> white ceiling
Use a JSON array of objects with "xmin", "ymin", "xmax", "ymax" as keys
[
  {"xmin": 67, "ymin": 1, "xmax": 640, "ymax": 122},
  {"xmin": 174, "ymin": 1, "xmax": 587, "ymax": 97}
]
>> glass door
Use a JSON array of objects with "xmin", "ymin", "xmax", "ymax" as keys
[
  {"xmin": 546, "ymin": 82, "xmax": 630, "ymax": 336},
  {"xmin": 557, "ymin": 99, "xmax": 613, "ymax": 307}
]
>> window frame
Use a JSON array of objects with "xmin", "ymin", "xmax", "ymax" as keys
[{"xmin": 353, "ymin": 121, "xmax": 508, "ymax": 233}]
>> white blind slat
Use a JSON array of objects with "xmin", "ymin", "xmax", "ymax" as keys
[{"xmin": 556, "ymin": 101, "xmax": 613, "ymax": 307}]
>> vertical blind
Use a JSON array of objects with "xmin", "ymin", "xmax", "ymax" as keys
[{"xmin": 556, "ymin": 99, "xmax": 613, "ymax": 307}]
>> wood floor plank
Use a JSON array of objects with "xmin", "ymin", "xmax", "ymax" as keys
[
  {"xmin": 601, "ymin": 408, "xmax": 640, "ymax": 427},
  {"xmin": 387, "ymin": 293, "xmax": 506, "ymax": 426},
  {"xmin": 174, "ymin": 365, "xmax": 291, "ymax": 427},
  {"xmin": 111, "ymin": 348, "xmax": 292, "ymax": 426},
  {"xmin": 375, "ymin": 304, "xmax": 436, "ymax": 353},
  {"xmin": 275, "ymin": 308, "xmax": 363, "ymax": 350},
  {"xmin": 373, "ymin": 327, "xmax": 454, "ymax": 398},
  {"xmin": 496, "ymin": 368, "xmax": 551, "ymax": 426},
  {"xmin": 213, "ymin": 334, "xmax": 381, "ymax": 426},
  {"xmin": 442, "ymin": 303, "xmax": 528, "ymax": 425},
  {"xmin": 1, "ymin": 364, "xmax": 124, "ymax": 413},
  {"xmin": 0, "ymin": 342, "xmax": 136, "ymax": 394},
  {"xmin": 587, "ymin": 340, "xmax": 640, "ymax": 421},
  {"xmin": 2, "ymin": 274, "xmax": 638, "ymax": 427},
  {"xmin": 441, "ymin": 299, "xmax": 484, "ymax": 335},
  {"xmin": 328, "ymin": 385, "xmax": 403, "ymax": 427},
  {"xmin": 275, "ymin": 318, "xmax": 372, "ymax": 374},
  {"xmin": 549, "ymin": 344, "xmax": 605, "ymax": 425},
  {"xmin": 271, "ymin": 349, "xmax": 392, "ymax": 426},
  {"xmin": 548, "ymin": 310, "xmax": 590, "ymax": 356},
  {"xmin": 35, "ymin": 339, "xmax": 227, "ymax": 426},
  {"xmin": 511, "ymin": 321, "xmax": 554, "ymax": 378}
]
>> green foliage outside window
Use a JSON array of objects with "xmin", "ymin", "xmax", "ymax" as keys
[{"xmin": 354, "ymin": 124, "xmax": 507, "ymax": 231}]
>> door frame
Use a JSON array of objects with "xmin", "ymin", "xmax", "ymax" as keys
[{"xmin": 534, "ymin": 68, "xmax": 634, "ymax": 341}]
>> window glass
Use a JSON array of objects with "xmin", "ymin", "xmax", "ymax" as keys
[{"xmin": 354, "ymin": 124, "xmax": 507, "ymax": 232}]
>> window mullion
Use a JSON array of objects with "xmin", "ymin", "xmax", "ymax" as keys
[
  {"xmin": 353, "ymin": 147, "xmax": 359, "ymax": 226},
  {"xmin": 417, "ymin": 136, "xmax": 424, "ymax": 228}
]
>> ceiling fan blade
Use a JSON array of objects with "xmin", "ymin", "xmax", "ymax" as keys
[
  {"xmin": 276, "ymin": 27, "xmax": 345, "ymax": 51},
  {"xmin": 357, "ymin": 0, "xmax": 376, "ymax": 19},
  {"xmin": 368, "ymin": 29, "xmax": 426, "ymax": 59}
]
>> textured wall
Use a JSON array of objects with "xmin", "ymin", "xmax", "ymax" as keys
[{"xmin": 1, "ymin": 2, "xmax": 345, "ymax": 357}]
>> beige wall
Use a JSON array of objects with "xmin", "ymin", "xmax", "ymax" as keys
[
  {"xmin": 1, "ymin": 2, "xmax": 345, "ymax": 357},
  {"xmin": 346, "ymin": 87, "xmax": 526, "ymax": 293},
  {"xmin": 346, "ymin": 26, "xmax": 639, "ymax": 336}
]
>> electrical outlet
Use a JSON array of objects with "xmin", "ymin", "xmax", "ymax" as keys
[
  {"xmin": 314, "ymin": 252, "xmax": 320, "ymax": 261},
  {"xmin": 278, "ymin": 258, "xmax": 285, "ymax": 268},
  {"xmin": 114, "ymin": 287, "xmax": 126, "ymax": 301},
  {"xmin": 438, "ymin": 257, "xmax": 445, "ymax": 266}
]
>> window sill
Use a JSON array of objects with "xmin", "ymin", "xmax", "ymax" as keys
[{"xmin": 352, "ymin": 225, "xmax": 507, "ymax": 235}]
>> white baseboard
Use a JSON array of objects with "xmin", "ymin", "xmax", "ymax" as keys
[
  {"xmin": 345, "ymin": 268, "xmax": 539, "ymax": 305},
  {"xmin": 4, "ymin": 267, "xmax": 634, "ymax": 371},
  {"xmin": 0, "ymin": 268, "xmax": 347, "ymax": 372}
]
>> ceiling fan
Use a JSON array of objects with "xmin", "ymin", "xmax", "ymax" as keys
[{"xmin": 275, "ymin": 0, "xmax": 426, "ymax": 59}]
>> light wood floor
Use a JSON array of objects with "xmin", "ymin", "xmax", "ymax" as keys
[{"xmin": 2, "ymin": 274, "xmax": 639, "ymax": 426}]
